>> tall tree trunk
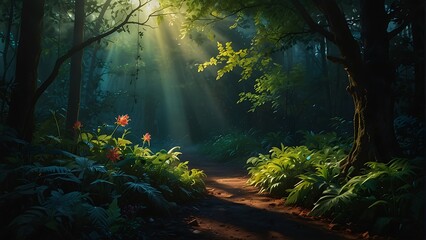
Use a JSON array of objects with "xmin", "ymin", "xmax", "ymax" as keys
[
  {"xmin": 341, "ymin": 0, "xmax": 399, "ymax": 173},
  {"xmin": 6, "ymin": 0, "xmax": 45, "ymax": 141},
  {"xmin": 65, "ymin": 0, "xmax": 85, "ymax": 132},
  {"xmin": 310, "ymin": 0, "xmax": 399, "ymax": 174}
]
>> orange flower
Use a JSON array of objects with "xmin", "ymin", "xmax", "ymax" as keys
[
  {"xmin": 115, "ymin": 114, "xmax": 130, "ymax": 127},
  {"xmin": 142, "ymin": 133, "xmax": 151, "ymax": 145},
  {"xmin": 73, "ymin": 121, "xmax": 82, "ymax": 130},
  {"xmin": 106, "ymin": 147, "xmax": 121, "ymax": 163}
]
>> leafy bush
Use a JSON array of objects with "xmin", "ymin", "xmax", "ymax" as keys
[
  {"xmin": 285, "ymin": 148, "xmax": 344, "ymax": 207},
  {"xmin": 247, "ymin": 144, "xmax": 345, "ymax": 196},
  {"xmin": 310, "ymin": 157, "xmax": 424, "ymax": 237},
  {"xmin": 0, "ymin": 114, "xmax": 206, "ymax": 239},
  {"xmin": 247, "ymin": 145, "xmax": 314, "ymax": 195},
  {"xmin": 247, "ymin": 135, "xmax": 424, "ymax": 238}
]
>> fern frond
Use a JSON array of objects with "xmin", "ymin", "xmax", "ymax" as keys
[
  {"xmin": 285, "ymin": 177, "xmax": 315, "ymax": 205},
  {"xmin": 28, "ymin": 166, "xmax": 70, "ymax": 174},
  {"xmin": 89, "ymin": 206, "xmax": 109, "ymax": 229},
  {"xmin": 74, "ymin": 157, "xmax": 107, "ymax": 174},
  {"xmin": 125, "ymin": 181, "xmax": 170, "ymax": 209},
  {"xmin": 43, "ymin": 190, "xmax": 88, "ymax": 220},
  {"xmin": 310, "ymin": 187, "xmax": 357, "ymax": 217},
  {"xmin": 106, "ymin": 198, "xmax": 123, "ymax": 224},
  {"xmin": 110, "ymin": 170, "xmax": 138, "ymax": 184}
]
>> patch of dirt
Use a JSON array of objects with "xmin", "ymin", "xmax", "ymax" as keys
[{"xmin": 143, "ymin": 150, "xmax": 380, "ymax": 240}]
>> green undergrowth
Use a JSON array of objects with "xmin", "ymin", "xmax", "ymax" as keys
[
  {"xmin": 200, "ymin": 129, "xmax": 293, "ymax": 162},
  {"xmin": 0, "ymin": 115, "xmax": 206, "ymax": 239},
  {"xmin": 246, "ymin": 131, "xmax": 424, "ymax": 238}
]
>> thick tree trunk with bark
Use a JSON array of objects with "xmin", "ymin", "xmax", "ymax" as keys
[
  {"xmin": 306, "ymin": 0, "xmax": 400, "ymax": 174},
  {"xmin": 65, "ymin": 0, "xmax": 85, "ymax": 132},
  {"xmin": 341, "ymin": 0, "xmax": 399, "ymax": 174},
  {"xmin": 7, "ymin": 0, "xmax": 45, "ymax": 141}
]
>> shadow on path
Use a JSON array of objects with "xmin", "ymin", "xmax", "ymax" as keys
[{"xmin": 143, "ymin": 148, "xmax": 362, "ymax": 240}]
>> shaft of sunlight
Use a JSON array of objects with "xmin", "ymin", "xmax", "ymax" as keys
[{"xmin": 100, "ymin": 13, "xmax": 232, "ymax": 145}]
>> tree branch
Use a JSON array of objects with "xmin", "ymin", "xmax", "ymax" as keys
[
  {"xmin": 289, "ymin": 0, "xmax": 335, "ymax": 43},
  {"xmin": 195, "ymin": 3, "xmax": 265, "ymax": 26},
  {"xmin": 33, "ymin": 1, "xmax": 167, "ymax": 105}
]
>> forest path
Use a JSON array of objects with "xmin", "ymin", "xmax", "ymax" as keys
[{"xmin": 144, "ymin": 148, "xmax": 363, "ymax": 240}]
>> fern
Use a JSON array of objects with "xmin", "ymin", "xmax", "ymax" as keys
[
  {"xmin": 246, "ymin": 145, "xmax": 315, "ymax": 195},
  {"xmin": 89, "ymin": 206, "xmax": 109, "ymax": 230},
  {"xmin": 73, "ymin": 157, "xmax": 107, "ymax": 173},
  {"xmin": 43, "ymin": 190, "xmax": 89, "ymax": 220},
  {"xmin": 124, "ymin": 181, "xmax": 170, "ymax": 211},
  {"xmin": 308, "ymin": 157, "xmax": 424, "ymax": 236},
  {"xmin": 310, "ymin": 187, "xmax": 357, "ymax": 217},
  {"xmin": 109, "ymin": 170, "xmax": 138, "ymax": 186},
  {"xmin": 285, "ymin": 162, "xmax": 340, "ymax": 207}
]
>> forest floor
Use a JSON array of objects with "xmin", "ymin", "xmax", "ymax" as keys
[{"xmin": 142, "ymin": 147, "xmax": 382, "ymax": 240}]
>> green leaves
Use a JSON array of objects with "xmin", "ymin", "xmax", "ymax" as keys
[
  {"xmin": 125, "ymin": 181, "xmax": 171, "ymax": 212},
  {"xmin": 198, "ymin": 42, "xmax": 255, "ymax": 80},
  {"xmin": 247, "ymin": 145, "xmax": 314, "ymax": 195},
  {"xmin": 308, "ymin": 157, "xmax": 424, "ymax": 234},
  {"xmin": 286, "ymin": 163, "xmax": 341, "ymax": 207}
]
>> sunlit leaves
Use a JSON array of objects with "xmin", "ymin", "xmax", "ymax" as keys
[
  {"xmin": 247, "ymin": 144, "xmax": 315, "ymax": 195},
  {"xmin": 198, "ymin": 42, "xmax": 254, "ymax": 80},
  {"xmin": 239, "ymin": 64, "xmax": 305, "ymax": 111}
]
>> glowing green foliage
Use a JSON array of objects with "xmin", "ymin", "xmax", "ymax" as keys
[
  {"xmin": 309, "ymin": 157, "xmax": 424, "ymax": 234},
  {"xmin": 198, "ymin": 42, "xmax": 255, "ymax": 80},
  {"xmin": 247, "ymin": 144, "xmax": 314, "ymax": 195}
]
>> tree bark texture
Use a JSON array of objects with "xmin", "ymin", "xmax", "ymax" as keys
[
  {"xmin": 7, "ymin": 0, "xmax": 45, "ymax": 141},
  {"xmin": 66, "ymin": 0, "xmax": 85, "ymax": 132},
  {"xmin": 311, "ymin": 0, "xmax": 399, "ymax": 174}
]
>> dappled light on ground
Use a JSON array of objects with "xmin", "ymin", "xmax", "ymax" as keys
[{"xmin": 171, "ymin": 152, "xmax": 361, "ymax": 240}]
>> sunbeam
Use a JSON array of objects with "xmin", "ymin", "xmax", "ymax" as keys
[{"xmin": 99, "ymin": 13, "xmax": 233, "ymax": 145}]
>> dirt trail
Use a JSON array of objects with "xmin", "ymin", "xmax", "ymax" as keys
[{"xmin": 143, "ymin": 150, "xmax": 365, "ymax": 240}]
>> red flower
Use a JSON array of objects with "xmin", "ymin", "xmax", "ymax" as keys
[
  {"xmin": 115, "ymin": 114, "xmax": 130, "ymax": 127},
  {"xmin": 73, "ymin": 121, "xmax": 82, "ymax": 130},
  {"xmin": 106, "ymin": 147, "xmax": 121, "ymax": 163},
  {"xmin": 142, "ymin": 133, "xmax": 151, "ymax": 145}
]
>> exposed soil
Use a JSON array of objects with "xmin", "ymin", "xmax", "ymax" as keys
[{"xmin": 142, "ymin": 149, "xmax": 378, "ymax": 240}]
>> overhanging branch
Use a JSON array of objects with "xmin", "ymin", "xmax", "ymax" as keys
[
  {"xmin": 33, "ymin": 1, "xmax": 168, "ymax": 105},
  {"xmin": 289, "ymin": 0, "xmax": 335, "ymax": 43}
]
